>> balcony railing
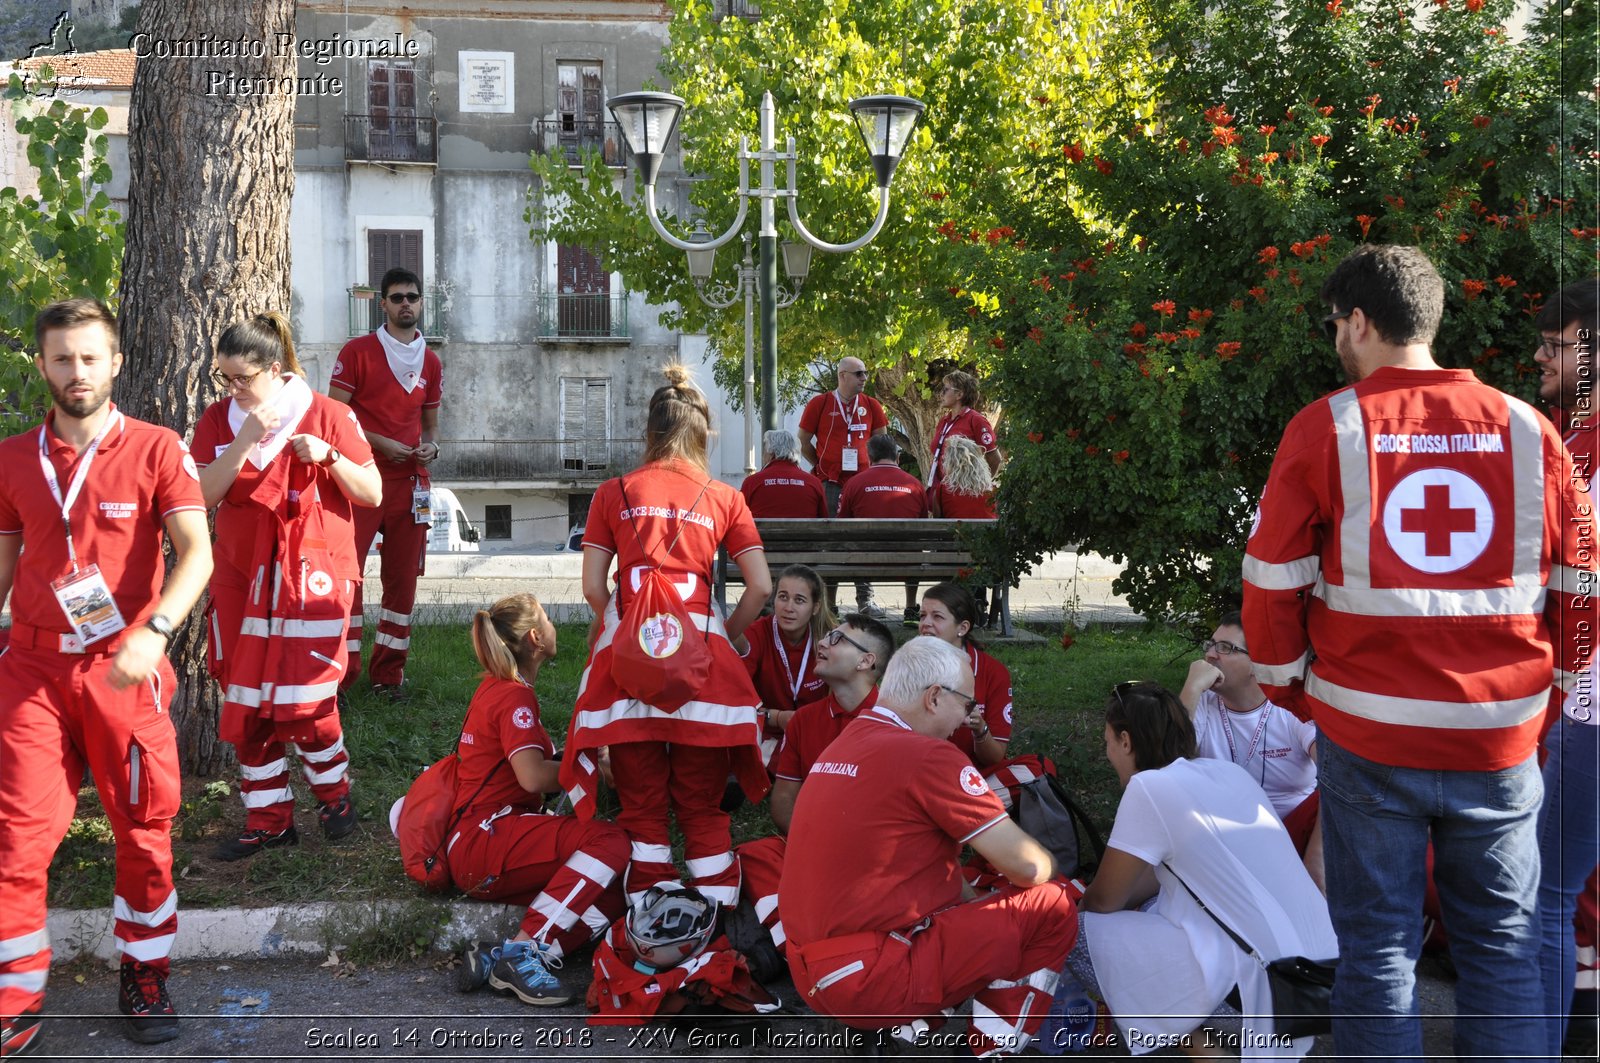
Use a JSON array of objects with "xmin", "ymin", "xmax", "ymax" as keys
[
  {"xmin": 531, "ymin": 118, "xmax": 624, "ymax": 167},
  {"xmin": 347, "ymin": 287, "xmax": 447, "ymax": 342},
  {"xmin": 537, "ymin": 292, "xmax": 630, "ymax": 340},
  {"xmin": 344, "ymin": 113, "xmax": 438, "ymax": 164},
  {"xmin": 433, "ymin": 438, "xmax": 645, "ymax": 482}
]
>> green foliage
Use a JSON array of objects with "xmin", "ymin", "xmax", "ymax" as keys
[
  {"xmin": 952, "ymin": 0, "xmax": 1598, "ymax": 623},
  {"xmin": 0, "ymin": 70, "xmax": 124, "ymax": 434},
  {"xmin": 530, "ymin": 0, "xmax": 1148, "ymax": 407}
]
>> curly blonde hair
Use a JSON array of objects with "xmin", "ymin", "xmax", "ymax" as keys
[{"xmin": 941, "ymin": 435, "xmax": 993, "ymax": 497}]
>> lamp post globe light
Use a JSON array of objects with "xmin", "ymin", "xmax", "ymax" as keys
[{"xmin": 607, "ymin": 89, "xmax": 925, "ymax": 439}]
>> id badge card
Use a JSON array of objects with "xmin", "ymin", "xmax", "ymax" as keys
[
  {"xmin": 412, "ymin": 485, "xmax": 432, "ymax": 525},
  {"xmin": 51, "ymin": 564, "xmax": 126, "ymax": 646},
  {"xmin": 841, "ymin": 447, "xmax": 860, "ymax": 473}
]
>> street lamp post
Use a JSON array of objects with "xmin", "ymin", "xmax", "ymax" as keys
[{"xmin": 607, "ymin": 89, "xmax": 925, "ymax": 437}]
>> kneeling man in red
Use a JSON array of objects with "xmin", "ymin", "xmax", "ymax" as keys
[{"xmin": 780, "ymin": 636, "xmax": 1078, "ymax": 1057}]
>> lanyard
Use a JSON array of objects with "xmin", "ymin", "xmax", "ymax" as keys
[
  {"xmin": 929, "ymin": 411, "xmax": 963, "ymax": 485},
  {"xmin": 1219, "ymin": 698, "xmax": 1271, "ymax": 782},
  {"xmin": 773, "ymin": 621, "xmax": 812, "ymax": 704},
  {"xmin": 832, "ymin": 390, "xmax": 858, "ymax": 446},
  {"xmin": 37, "ymin": 410, "xmax": 121, "ymax": 572}
]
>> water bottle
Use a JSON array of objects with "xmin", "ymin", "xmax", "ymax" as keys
[{"xmin": 1036, "ymin": 971, "xmax": 1111, "ymax": 1054}]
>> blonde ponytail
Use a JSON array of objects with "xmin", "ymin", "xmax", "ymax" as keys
[{"xmin": 470, "ymin": 594, "xmax": 549, "ymax": 680}]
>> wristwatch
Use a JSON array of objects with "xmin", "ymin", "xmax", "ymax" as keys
[
  {"xmin": 145, "ymin": 613, "xmax": 175, "ymax": 641},
  {"xmin": 320, "ymin": 447, "xmax": 342, "ymax": 468}
]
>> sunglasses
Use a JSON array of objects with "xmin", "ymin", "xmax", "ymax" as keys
[
  {"xmin": 1321, "ymin": 308, "xmax": 1352, "ymax": 341},
  {"xmin": 842, "ymin": 369, "xmax": 868, "ymax": 378},
  {"xmin": 386, "ymin": 292, "xmax": 423, "ymax": 304},
  {"xmin": 935, "ymin": 684, "xmax": 979, "ymax": 713},
  {"xmin": 1201, "ymin": 638, "xmax": 1247, "ymax": 657},
  {"xmin": 823, "ymin": 628, "xmax": 870, "ymax": 654},
  {"xmin": 1112, "ymin": 679, "xmax": 1152, "ymax": 712},
  {"xmin": 211, "ymin": 368, "xmax": 265, "ymax": 390}
]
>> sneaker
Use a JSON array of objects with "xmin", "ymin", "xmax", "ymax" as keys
[
  {"xmin": 455, "ymin": 941, "xmax": 502, "ymax": 993},
  {"xmin": 488, "ymin": 940, "xmax": 570, "ymax": 1006},
  {"xmin": 902, "ymin": 607, "xmax": 919, "ymax": 628},
  {"xmin": 213, "ymin": 825, "xmax": 298, "ymax": 862},
  {"xmin": 118, "ymin": 961, "xmax": 179, "ymax": 1045},
  {"xmin": 1, "ymin": 1008, "xmax": 43, "ymax": 1058},
  {"xmin": 371, "ymin": 683, "xmax": 409, "ymax": 703},
  {"xmin": 318, "ymin": 796, "xmax": 358, "ymax": 840}
]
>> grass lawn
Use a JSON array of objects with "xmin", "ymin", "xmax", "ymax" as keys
[{"xmin": 47, "ymin": 621, "xmax": 1198, "ymax": 915}]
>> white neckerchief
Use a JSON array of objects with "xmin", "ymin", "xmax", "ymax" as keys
[
  {"xmin": 376, "ymin": 325, "xmax": 426, "ymax": 393},
  {"xmin": 228, "ymin": 375, "xmax": 314, "ymax": 470}
]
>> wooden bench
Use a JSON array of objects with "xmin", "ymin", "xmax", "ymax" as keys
[{"xmin": 714, "ymin": 517, "xmax": 1013, "ymax": 636}]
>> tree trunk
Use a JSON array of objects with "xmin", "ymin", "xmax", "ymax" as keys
[{"xmin": 116, "ymin": 0, "xmax": 296, "ymax": 775}]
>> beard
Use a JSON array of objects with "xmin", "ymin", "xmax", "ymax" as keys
[
  {"xmin": 49, "ymin": 377, "xmax": 112, "ymax": 420},
  {"xmin": 1336, "ymin": 331, "xmax": 1362, "ymax": 383}
]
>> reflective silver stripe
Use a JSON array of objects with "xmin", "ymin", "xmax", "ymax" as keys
[
  {"xmin": 1555, "ymin": 668, "xmax": 1582, "ymax": 693},
  {"xmin": 0, "ymin": 969, "xmax": 49, "ymax": 992},
  {"xmin": 373, "ymin": 633, "xmax": 411, "ymax": 650},
  {"xmin": 629, "ymin": 842, "xmax": 672, "ymax": 863},
  {"xmin": 1507, "ymin": 397, "xmax": 1546, "ymax": 585},
  {"xmin": 267, "ymin": 681, "xmax": 341, "ymax": 704},
  {"xmin": 241, "ymin": 785, "xmax": 295, "ymax": 808},
  {"xmin": 1329, "ymin": 388, "xmax": 1372, "ymax": 589},
  {"xmin": 225, "ymin": 683, "xmax": 263, "ymax": 708},
  {"xmin": 240, "ymin": 617, "xmax": 348, "ymax": 639},
  {"xmin": 0, "ymin": 929, "xmax": 48, "ymax": 964},
  {"xmin": 114, "ymin": 890, "xmax": 177, "ymax": 927},
  {"xmin": 1552, "ymin": 565, "xmax": 1598, "ymax": 596},
  {"xmin": 1242, "ymin": 553, "xmax": 1322, "ymax": 591},
  {"xmin": 580, "ymin": 905, "xmax": 611, "ymax": 937},
  {"xmin": 754, "ymin": 895, "xmax": 780, "ymax": 921},
  {"xmin": 302, "ymin": 761, "xmax": 348, "ymax": 786},
  {"xmin": 1252, "ymin": 652, "xmax": 1311, "ymax": 687},
  {"xmin": 564, "ymin": 850, "xmax": 619, "ymax": 887},
  {"xmin": 1316, "ymin": 580, "xmax": 1546, "ymax": 618},
  {"xmin": 379, "ymin": 608, "xmax": 412, "ymax": 625},
  {"xmin": 685, "ymin": 852, "xmax": 734, "ymax": 878},
  {"xmin": 294, "ymin": 735, "xmax": 347, "ymax": 763},
  {"xmin": 238, "ymin": 757, "xmax": 289, "ymax": 782},
  {"xmin": 1305, "ymin": 672, "xmax": 1546, "ymax": 729},
  {"xmin": 113, "ymin": 932, "xmax": 176, "ymax": 963}
]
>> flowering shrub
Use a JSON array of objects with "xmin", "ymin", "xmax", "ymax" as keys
[{"xmin": 946, "ymin": 0, "xmax": 1597, "ymax": 622}]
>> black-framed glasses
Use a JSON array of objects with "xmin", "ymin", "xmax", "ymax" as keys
[
  {"xmin": 1537, "ymin": 336, "xmax": 1585, "ymax": 358},
  {"xmin": 1201, "ymin": 638, "xmax": 1248, "ymax": 657},
  {"xmin": 823, "ymin": 628, "xmax": 870, "ymax": 654},
  {"xmin": 211, "ymin": 368, "xmax": 265, "ymax": 390},
  {"xmin": 1321, "ymin": 308, "xmax": 1353, "ymax": 341},
  {"xmin": 386, "ymin": 291, "xmax": 423, "ymax": 304},
  {"xmin": 935, "ymin": 685, "xmax": 979, "ymax": 713}
]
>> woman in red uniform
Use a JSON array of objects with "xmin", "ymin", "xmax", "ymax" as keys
[
  {"xmin": 919, "ymin": 581, "xmax": 1012, "ymax": 768},
  {"xmin": 447, "ymin": 593, "xmax": 629, "ymax": 1006},
  {"xmin": 732, "ymin": 564, "xmax": 833, "ymax": 756},
  {"xmin": 560, "ymin": 365, "xmax": 771, "ymax": 908},
  {"xmin": 191, "ymin": 313, "xmax": 382, "ymax": 859}
]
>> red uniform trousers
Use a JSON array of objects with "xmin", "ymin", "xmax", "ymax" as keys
[
  {"xmin": 0, "ymin": 639, "xmax": 181, "ymax": 1021},
  {"xmin": 736, "ymin": 835, "xmax": 789, "ymax": 954},
  {"xmin": 449, "ymin": 809, "xmax": 629, "ymax": 958},
  {"xmin": 209, "ymin": 568, "xmax": 352, "ymax": 833},
  {"xmin": 608, "ymin": 742, "xmax": 741, "ymax": 907},
  {"xmin": 344, "ymin": 475, "xmax": 427, "ymax": 689},
  {"xmin": 790, "ymin": 882, "xmax": 1079, "ymax": 1057}
]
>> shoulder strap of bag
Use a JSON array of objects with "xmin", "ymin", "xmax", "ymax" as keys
[
  {"xmin": 1161, "ymin": 862, "xmax": 1267, "ymax": 967},
  {"xmin": 617, "ymin": 471, "xmax": 714, "ymax": 571}
]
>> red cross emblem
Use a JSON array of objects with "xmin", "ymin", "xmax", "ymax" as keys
[{"xmin": 1399, "ymin": 482, "xmax": 1478, "ymax": 556}]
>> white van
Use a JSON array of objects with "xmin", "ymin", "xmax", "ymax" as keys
[{"xmin": 428, "ymin": 487, "xmax": 480, "ymax": 552}]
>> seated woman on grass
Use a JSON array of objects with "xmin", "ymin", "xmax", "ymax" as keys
[{"xmin": 1075, "ymin": 681, "xmax": 1336, "ymax": 1059}]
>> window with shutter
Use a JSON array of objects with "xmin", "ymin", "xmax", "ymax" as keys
[
  {"xmin": 367, "ymin": 60, "xmax": 418, "ymax": 160},
  {"xmin": 556, "ymin": 243, "xmax": 611, "ymax": 335},
  {"xmin": 560, "ymin": 377, "xmax": 610, "ymax": 470}
]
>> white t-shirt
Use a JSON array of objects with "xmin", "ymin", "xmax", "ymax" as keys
[
  {"xmin": 1084, "ymin": 758, "xmax": 1337, "ymax": 1059},
  {"xmin": 1192, "ymin": 690, "xmax": 1318, "ymax": 818}
]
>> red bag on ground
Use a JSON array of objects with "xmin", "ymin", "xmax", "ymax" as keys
[
  {"xmin": 609, "ymin": 477, "xmax": 714, "ymax": 712},
  {"xmin": 396, "ymin": 755, "xmax": 465, "ymax": 893}
]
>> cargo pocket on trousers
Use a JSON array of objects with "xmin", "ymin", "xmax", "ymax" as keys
[{"xmin": 126, "ymin": 716, "xmax": 181, "ymax": 826}]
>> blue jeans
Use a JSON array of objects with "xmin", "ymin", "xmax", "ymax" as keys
[
  {"xmin": 1537, "ymin": 715, "xmax": 1600, "ymax": 1056},
  {"xmin": 1318, "ymin": 734, "xmax": 1543, "ymax": 1063}
]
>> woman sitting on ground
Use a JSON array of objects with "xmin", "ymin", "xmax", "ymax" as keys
[
  {"xmin": 1076, "ymin": 681, "xmax": 1337, "ymax": 1059},
  {"xmin": 446, "ymin": 593, "xmax": 629, "ymax": 1007},
  {"xmin": 917, "ymin": 581, "xmax": 1010, "ymax": 768},
  {"xmin": 732, "ymin": 564, "xmax": 834, "ymax": 755}
]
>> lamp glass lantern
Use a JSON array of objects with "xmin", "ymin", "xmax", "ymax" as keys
[
  {"xmin": 847, "ymin": 94, "xmax": 926, "ymax": 187},
  {"xmin": 607, "ymin": 91, "xmax": 686, "ymax": 187}
]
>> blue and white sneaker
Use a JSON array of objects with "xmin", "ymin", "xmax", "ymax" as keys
[
  {"xmin": 455, "ymin": 941, "xmax": 501, "ymax": 993},
  {"xmin": 488, "ymin": 940, "xmax": 570, "ymax": 1006}
]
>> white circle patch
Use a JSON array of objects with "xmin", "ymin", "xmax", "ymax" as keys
[
  {"xmin": 1249, "ymin": 504, "xmax": 1261, "ymax": 540},
  {"xmin": 959, "ymin": 765, "xmax": 988, "ymax": 797},
  {"xmin": 332, "ymin": 360, "xmax": 344, "ymax": 376},
  {"xmin": 307, "ymin": 570, "xmax": 333, "ymax": 596},
  {"xmin": 182, "ymin": 454, "xmax": 199, "ymax": 481},
  {"xmin": 1381, "ymin": 468, "xmax": 1493, "ymax": 574},
  {"xmin": 512, "ymin": 706, "xmax": 535, "ymax": 730},
  {"xmin": 639, "ymin": 613, "xmax": 684, "ymax": 659}
]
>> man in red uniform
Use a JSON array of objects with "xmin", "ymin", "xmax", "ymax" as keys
[
  {"xmin": 736, "ymin": 614, "xmax": 895, "ymax": 958},
  {"xmin": 740, "ymin": 429, "xmax": 827, "ymax": 519},
  {"xmin": 927, "ymin": 369, "xmax": 1000, "ymax": 492},
  {"xmin": 328, "ymin": 267, "xmax": 443, "ymax": 701},
  {"xmin": 0, "ymin": 299, "xmax": 213, "ymax": 1056},
  {"xmin": 1243, "ymin": 246, "xmax": 1594, "ymax": 1062},
  {"xmin": 782, "ymin": 636, "xmax": 1076, "ymax": 1056},
  {"xmin": 840, "ymin": 434, "xmax": 928, "ymax": 623},
  {"xmin": 798, "ymin": 356, "xmax": 888, "ymax": 516}
]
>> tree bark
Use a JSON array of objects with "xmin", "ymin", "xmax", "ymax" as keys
[{"xmin": 116, "ymin": 0, "xmax": 296, "ymax": 774}]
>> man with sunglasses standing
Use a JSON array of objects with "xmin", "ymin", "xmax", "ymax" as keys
[
  {"xmin": 1243, "ymin": 245, "xmax": 1594, "ymax": 1062},
  {"xmin": 328, "ymin": 268, "xmax": 443, "ymax": 702},
  {"xmin": 800, "ymin": 357, "xmax": 889, "ymax": 616},
  {"xmin": 1178, "ymin": 611, "xmax": 1322, "ymax": 886}
]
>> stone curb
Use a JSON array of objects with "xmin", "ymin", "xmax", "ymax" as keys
[{"xmin": 47, "ymin": 900, "xmax": 523, "ymax": 965}]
